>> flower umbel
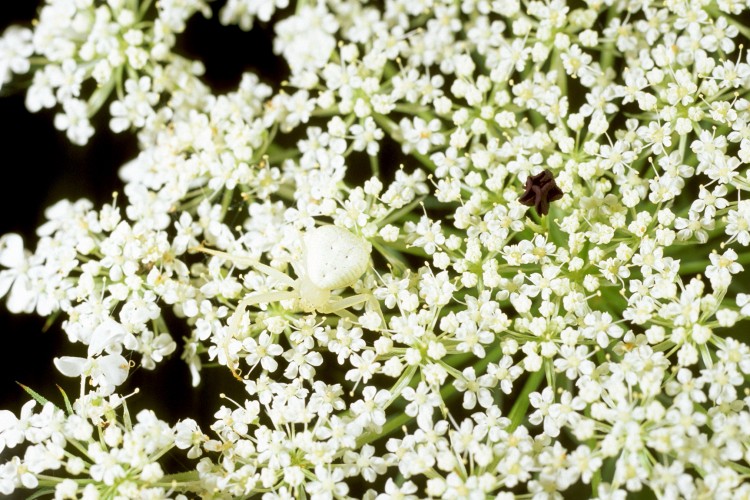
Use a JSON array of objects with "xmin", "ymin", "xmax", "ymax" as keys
[{"xmin": 1, "ymin": 0, "xmax": 750, "ymax": 498}]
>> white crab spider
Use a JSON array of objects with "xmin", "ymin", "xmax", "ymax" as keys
[{"xmin": 198, "ymin": 225, "xmax": 373, "ymax": 379}]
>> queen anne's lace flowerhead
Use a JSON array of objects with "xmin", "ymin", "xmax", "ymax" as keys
[{"xmin": 2, "ymin": 0, "xmax": 750, "ymax": 498}]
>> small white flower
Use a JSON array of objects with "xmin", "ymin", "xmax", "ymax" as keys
[
  {"xmin": 0, "ymin": 26, "xmax": 33, "ymax": 89},
  {"xmin": 705, "ymin": 249, "xmax": 743, "ymax": 290},
  {"xmin": 0, "ymin": 401, "xmax": 35, "ymax": 454},
  {"xmin": 0, "ymin": 234, "xmax": 36, "ymax": 314},
  {"xmin": 400, "ymin": 116, "xmax": 445, "ymax": 155},
  {"xmin": 88, "ymin": 318, "xmax": 129, "ymax": 357},
  {"xmin": 53, "ymin": 98, "xmax": 94, "ymax": 145},
  {"xmin": 54, "ymin": 353, "xmax": 129, "ymax": 395}
]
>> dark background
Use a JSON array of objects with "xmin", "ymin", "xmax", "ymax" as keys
[{"xmin": 0, "ymin": 2, "xmax": 287, "ymax": 429}]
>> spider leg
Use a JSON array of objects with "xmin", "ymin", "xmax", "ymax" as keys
[
  {"xmin": 224, "ymin": 290, "xmax": 298, "ymax": 380},
  {"xmin": 192, "ymin": 245, "xmax": 256, "ymax": 267},
  {"xmin": 253, "ymin": 262, "xmax": 297, "ymax": 287},
  {"xmin": 366, "ymin": 294, "xmax": 387, "ymax": 328},
  {"xmin": 193, "ymin": 246, "xmax": 296, "ymax": 286},
  {"xmin": 335, "ymin": 310, "xmax": 358, "ymax": 322},
  {"xmin": 321, "ymin": 293, "xmax": 370, "ymax": 313},
  {"xmin": 322, "ymin": 293, "xmax": 387, "ymax": 330},
  {"xmin": 322, "ymin": 293, "xmax": 371, "ymax": 315}
]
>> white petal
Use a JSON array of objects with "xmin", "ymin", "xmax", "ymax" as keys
[
  {"xmin": 98, "ymin": 354, "xmax": 129, "ymax": 387},
  {"xmin": 20, "ymin": 472, "xmax": 38, "ymax": 489},
  {"xmin": 0, "ymin": 234, "xmax": 26, "ymax": 268},
  {"xmin": 88, "ymin": 318, "xmax": 126, "ymax": 357},
  {"xmin": 54, "ymin": 356, "xmax": 87, "ymax": 378},
  {"xmin": 0, "ymin": 410, "xmax": 18, "ymax": 432},
  {"xmin": 35, "ymin": 291, "xmax": 59, "ymax": 316},
  {"xmin": 0, "ymin": 270, "xmax": 15, "ymax": 299},
  {"xmin": 6, "ymin": 276, "xmax": 36, "ymax": 314}
]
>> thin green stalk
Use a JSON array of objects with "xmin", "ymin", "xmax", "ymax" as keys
[
  {"xmin": 369, "ymin": 152, "xmax": 380, "ymax": 177},
  {"xmin": 599, "ymin": 7, "xmax": 619, "ymax": 71},
  {"xmin": 378, "ymin": 197, "xmax": 427, "ymax": 228},
  {"xmin": 507, "ymin": 367, "xmax": 545, "ymax": 430},
  {"xmin": 356, "ymin": 404, "xmax": 413, "ymax": 448},
  {"xmin": 385, "ymin": 364, "xmax": 419, "ymax": 408},
  {"xmin": 160, "ymin": 471, "xmax": 202, "ymax": 484},
  {"xmin": 371, "ymin": 114, "xmax": 436, "ymax": 172},
  {"xmin": 714, "ymin": 7, "xmax": 750, "ymax": 39},
  {"xmin": 88, "ymin": 66, "xmax": 120, "ymax": 114},
  {"xmin": 587, "ymin": 408, "xmax": 601, "ymax": 493},
  {"xmin": 357, "ymin": 346, "xmax": 505, "ymax": 447},
  {"xmin": 138, "ymin": 0, "xmax": 154, "ymax": 18},
  {"xmin": 679, "ymin": 247, "xmax": 750, "ymax": 274},
  {"xmin": 219, "ymin": 187, "xmax": 235, "ymax": 220}
]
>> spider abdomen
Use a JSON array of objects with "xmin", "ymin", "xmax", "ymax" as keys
[{"xmin": 304, "ymin": 225, "xmax": 372, "ymax": 290}]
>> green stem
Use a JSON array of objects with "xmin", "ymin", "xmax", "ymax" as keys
[
  {"xmin": 356, "ymin": 406, "xmax": 413, "ymax": 448},
  {"xmin": 88, "ymin": 66, "xmax": 120, "ymax": 115},
  {"xmin": 713, "ymin": 6, "xmax": 750, "ymax": 39},
  {"xmin": 371, "ymin": 114, "xmax": 436, "ymax": 172},
  {"xmin": 378, "ymin": 196, "xmax": 426, "ymax": 228},
  {"xmin": 587, "ymin": 408, "xmax": 601, "ymax": 493},
  {"xmin": 369, "ymin": 152, "xmax": 380, "ymax": 178},
  {"xmin": 679, "ymin": 247, "xmax": 750, "ymax": 274},
  {"xmin": 385, "ymin": 364, "xmax": 418, "ymax": 408},
  {"xmin": 507, "ymin": 368, "xmax": 545, "ymax": 430},
  {"xmin": 357, "ymin": 348, "xmax": 504, "ymax": 447},
  {"xmin": 371, "ymin": 239, "xmax": 410, "ymax": 274},
  {"xmin": 551, "ymin": 49, "xmax": 567, "ymax": 104},
  {"xmin": 265, "ymin": 145, "xmax": 303, "ymax": 164},
  {"xmin": 219, "ymin": 187, "xmax": 235, "ymax": 220},
  {"xmin": 372, "ymin": 235, "xmax": 428, "ymax": 258},
  {"xmin": 160, "ymin": 471, "xmax": 202, "ymax": 483},
  {"xmin": 138, "ymin": 0, "xmax": 154, "ymax": 18},
  {"xmin": 599, "ymin": 7, "xmax": 619, "ymax": 71}
]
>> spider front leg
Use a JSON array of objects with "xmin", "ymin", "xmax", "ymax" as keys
[
  {"xmin": 224, "ymin": 289, "xmax": 298, "ymax": 380},
  {"xmin": 321, "ymin": 293, "xmax": 384, "ymax": 327},
  {"xmin": 193, "ymin": 244, "xmax": 300, "ymax": 380},
  {"xmin": 321, "ymin": 293, "xmax": 371, "ymax": 314},
  {"xmin": 194, "ymin": 245, "xmax": 297, "ymax": 288}
]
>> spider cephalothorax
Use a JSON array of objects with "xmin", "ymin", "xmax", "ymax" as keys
[
  {"xmin": 293, "ymin": 224, "xmax": 372, "ymax": 312},
  {"xmin": 197, "ymin": 224, "xmax": 373, "ymax": 379}
]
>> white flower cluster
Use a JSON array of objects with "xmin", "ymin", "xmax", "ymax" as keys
[{"xmin": 1, "ymin": 0, "xmax": 750, "ymax": 497}]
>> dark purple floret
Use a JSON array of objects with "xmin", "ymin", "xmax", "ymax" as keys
[{"xmin": 518, "ymin": 169, "xmax": 564, "ymax": 216}]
